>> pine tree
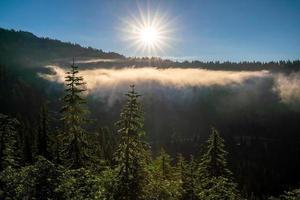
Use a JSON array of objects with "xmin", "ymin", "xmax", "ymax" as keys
[
  {"xmin": 37, "ymin": 103, "xmax": 50, "ymax": 159},
  {"xmin": 96, "ymin": 127, "xmax": 116, "ymax": 166},
  {"xmin": 114, "ymin": 85, "xmax": 150, "ymax": 200},
  {"xmin": 175, "ymin": 153, "xmax": 186, "ymax": 181},
  {"xmin": 0, "ymin": 114, "xmax": 20, "ymax": 169},
  {"xmin": 60, "ymin": 58, "xmax": 89, "ymax": 169},
  {"xmin": 197, "ymin": 127, "xmax": 241, "ymax": 200},
  {"xmin": 182, "ymin": 155, "xmax": 198, "ymax": 200},
  {"xmin": 175, "ymin": 154, "xmax": 186, "ymax": 199},
  {"xmin": 269, "ymin": 187, "xmax": 300, "ymax": 200},
  {"xmin": 198, "ymin": 127, "xmax": 231, "ymax": 178},
  {"xmin": 154, "ymin": 148, "xmax": 173, "ymax": 179},
  {"xmin": 146, "ymin": 149, "xmax": 181, "ymax": 200},
  {"xmin": 50, "ymin": 127, "xmax": 62, "ymax": 165}
]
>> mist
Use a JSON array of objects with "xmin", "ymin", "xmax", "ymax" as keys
[
  {"xmin": 39, "ymin": 65, "xmax": 300, "ymax": 108},
  {"xmin": 40, "ymin": 65, "xmax": 270, "ymax": 90}
]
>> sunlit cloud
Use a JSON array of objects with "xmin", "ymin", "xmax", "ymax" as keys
[
  {"xmin": 40, "ymin": 65, "xmax": 300, "ymax": 108},
  {"xmin": 76, "ymin": 58, "xmax": 119, "ymax": 64},
  {"xmin": 273, "ymin": 72, "xmax": 300, "ymax": 105},
  {"xmin": 40, "ymin": 65, "xmax": 270, "ymax": 90}
]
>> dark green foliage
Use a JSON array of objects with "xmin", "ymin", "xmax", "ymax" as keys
[
  {"xmin": 0, "ymin": 156, "xmax": 61, "ymax": 200},
  {"xmin": 96, "ymin": 127, "xmax": 117, "ymax": 166},
  {"xmin": 49, "ymin": 127, "xmax": 63, "ymax": 165},
  {"xmin": 34, "ymin": 156, "xmax": 62, "ymax": 200},
  {"xmin": 181, "ymin": 155, "xmax": 198, "ymax": 200},
  {"xmin": 0, "ymin": 28, "xmax": 124, "ymax": 66},
  {"xmin": 114, "ymin": 85, "xmax": 150, "ymax": 200},
  {"xmin": 154, "ymin": 149, "xmax": 173, "ymax": 179},
  {"xmin": 60, "ymin": 60, "xmax": 90, "ymax": 169},
  {"xmin": 269, "ymin": 188, "xmax": 300, "ymax": 200},
  {"xmin": 57, "ymin": 168, "xmax": 105, "ymax": 200},
  {"xmin": 196, "ymin": 176, "xmax": 241, "ymax": 200},
  {"xmin": 0, "ymin": 114, "xmax": 20, "ymax": 169},
  {"xmin": 0, "ymin": 165, "xmax": 36, "ymax": 199},
  {"xmin": 196, "ymin": 127, "xmax": 241, "ymax": 200},
  {"xmin": 36, "ymin": 103, "xmax": 50, "ymax": 159},
  {"xmin": 198, "ymin": 127, "xmax": 231, "ymax": 178},
  {"xmin": 146, "ymin": 149, "xmax": 181, "ymax": 200}
]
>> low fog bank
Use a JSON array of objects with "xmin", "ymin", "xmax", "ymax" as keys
[{"xmin": 39, "ymin": 65, "xmax": 300, "ymax": 107}]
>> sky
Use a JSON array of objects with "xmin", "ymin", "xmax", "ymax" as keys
[{"xmin": 0, "ymin": 0, "xmax": 299, "ymax": 61}]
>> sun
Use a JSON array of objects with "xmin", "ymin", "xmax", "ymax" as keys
[
  {"xmin": 139, "ymin": 26, "xmax": 159, "ymax": 45},
  {"xmin": 121, "ymin": 7, "xmax": 174, "ymax": 57}
]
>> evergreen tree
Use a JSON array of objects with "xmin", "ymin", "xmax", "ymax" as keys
[
  {"xmin": 197, "ymin": 127, "xmax": 241, "ymax": 200},
  {"xmin": 19, "ymin": 119, "xmax": 34, "ymax": 165},
  {"xmin": 175, "ymin": 154, "xmax": 185, "ymax": 199},
  {"xmin": 60, "ymin": 59, "xmax": 89, "ymax": 169},
  {"xmin": 198, "ymin": 127, "xmax": 231, "ymax": 178},
  {"xmin": 49, "ymin": 127, "xmax": 62, "ymax": 165},
  {"xmin": 196, "ymin": 176, "xmax": 241, "ymax": 200},
  {"xmin": 96, "ymin": 126, "xmax": 116, "ymax": 166},
  {"xmin": 146, "ymin": 149, "xmax": 181, "ymax": 200},
  {"xmin": 175, "ymin": 153, "xmax": 186, "ymax": 181},
  {"xmin": 114, "ymin": 85, "xmax": 150, "ymax": 200},
  {"xmin": 182, "ymin": 155, "xmax": 198, "ymax": 200},
  {"xmin": 154, "ymin": 148, "xmax": 173, "ymax": 179},
  {"xmin": 269, "ymin": 187, "xmax": 300, "ymax": 200},
  {"xmin": 0, "ymin": 114, "xmax": 20, "ymax": 169},
  {"xmin": 36, "ymin": 103, "xmax": 50, "ymax": 159},
  {"xmin": 33, "ymin": 156, "xmax": 62, "ymax": 200}
]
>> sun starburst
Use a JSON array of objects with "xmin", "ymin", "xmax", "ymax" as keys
[{"xmin": 121, "ymin": 7, "xmax": 174, "ymax": 57}]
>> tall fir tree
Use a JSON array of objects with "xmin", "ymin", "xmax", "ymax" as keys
[
  {"xmin": 60, "ymin": 58, "xmax": 89, "ymax": 169},
  {"xmin": 198, "ymin": 127, "xmax": 231, "ymax": 178},
  {"xmin": 181, "ymin": 155, "xmax": 198, "ymax": 200},
  {"xmin": 175, "ymin": 153, "xmax": 186, "ymax": 181},
  {"xmin": 154, "ymin": 148, "xmax": 173, "ymax": 180},
  {"xmin": 114, "ymin": 85, "xmax": 150, "ymax": 200},
  {"xmin": 197, "ymin": 127, "xmax": 241, "ymax": 200},
  {"xmin": 96, "ymin": 126, "xmax": 116, "ymax": 166},
  {"xmin": 36, "ymin": 103, "xmax": 50, "ymax": 159},
  {"xmin": 0, "ymin": 114, "xmax": 20, "ymax": 170},
  {"xmin": 146, "ymin": 149, "xmax": 181, "ymax": 200}
]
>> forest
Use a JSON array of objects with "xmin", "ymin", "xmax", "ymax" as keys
[{"xmin": 0, "ymin": 28, "xmax": 300, "ymax": 199}]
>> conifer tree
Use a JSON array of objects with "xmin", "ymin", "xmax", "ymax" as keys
[
  {"xmin": 155, "ymin": 148, "xmax": 173, "ymax": 179},
  {"xmin": 146, "ymin": 149, "xmax": 181, "ymax": 200},
  {"xmin": 175, "ymin": 153, "xmax": 186, "ymax": 181},
  {"xmin": 182, "ymin": 155, "xmax": 198, "ymax": 200},
  {"xmin": 174, "ymin": 154, "xmax": 186, "ymax": 199},
  {"xmin": 114, "ymin": 85, "xmax": 150, "ymax": 200},
  {"xmin": 60, "ymin": 59, "xmax": 89, "ymax": 169},
  {"xmin": 96, "ymin": 127, "xmax": 116, "ymax": 166},
  {"xmin": 50, "ymin": 127, "xmax": 62, "ymax": 165},
  {"xmin": 198, "ymin": 127, "xmax": 231, "ymax": 178},
  {"xmin": 0, "ymin": 114, "xmax": 20, "ymax": 169},
  {"xmin": 197, "ymin": 127, "xmax": 240, "ymax": 200},
  {"xmin": 37, "ymin": 103, "xmax": 50, "ymax": 159},
  {"xmin": 269, "ymin": 187, "xmax": 300, "ymax": 200}
]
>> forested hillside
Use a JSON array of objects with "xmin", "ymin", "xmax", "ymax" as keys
[
  {"xmin": 1, "ymin": 28, "xmax": 300, "ymax": 199},
  {"xmin": 0, "ymin": 28, "xmax": 124, "ymax": 67}
]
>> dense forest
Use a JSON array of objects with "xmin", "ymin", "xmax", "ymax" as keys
[{"xmin": 1, "ymin": 28, "xmax": 300, "ymax": 199}]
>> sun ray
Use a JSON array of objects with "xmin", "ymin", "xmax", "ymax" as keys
[{"xmin": 120, "ymin": 6, "xmax": 174, "ymax": 57}]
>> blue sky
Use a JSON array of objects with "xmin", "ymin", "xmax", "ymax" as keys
[{"xmin": 0, "ymin": 0, "xmax": 299, "ymax": 61}]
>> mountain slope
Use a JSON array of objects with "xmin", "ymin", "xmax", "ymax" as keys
[{"xmin": 0, "ymin": 28, "xmax": 124, "ymax": 67}]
